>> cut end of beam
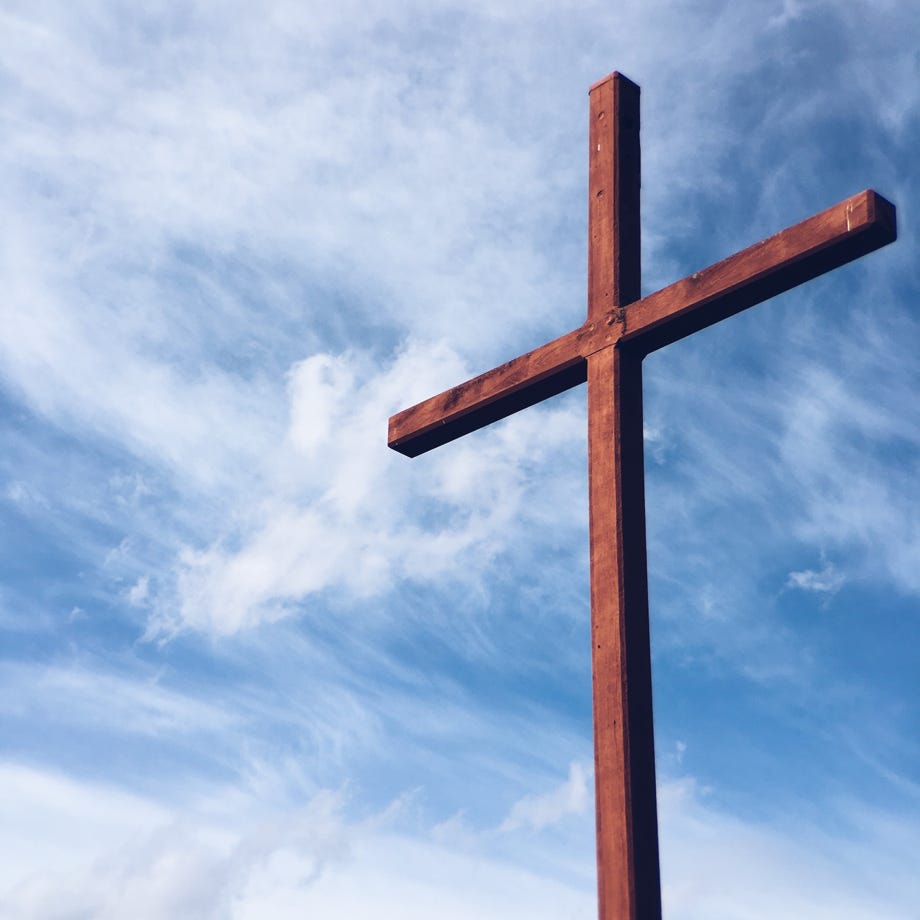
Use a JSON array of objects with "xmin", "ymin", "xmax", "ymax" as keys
[
  {"xmin": 623, "ymin": 188, "xmax": 898, "ymax": 354},
  {"xmin": 388, "ymin": 358, "xmax": 588, "ymax": 457},
  {"xmin": 589, "ymin": 71, "xmax": 639, "ymax": 94},
  {"xmin": 862, "ymin": 188, "xmax": 897, "ymax": 241}
]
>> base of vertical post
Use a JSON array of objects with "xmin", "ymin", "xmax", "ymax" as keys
[{"xmin": 588, "ymin": 345, "xmax": 661, "ymax": 920}]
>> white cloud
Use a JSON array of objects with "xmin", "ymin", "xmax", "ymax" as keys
[
  {"xmin": 3, "ymin": 0, "xmax": 915, "ymax": 646},
  {"xmin": 128, "ymin": 574, "xmax": 150, "ymax": 605},
  {"xmin": 0, "ymin": 661, "xmax": 238, "ymax": 742},
  {"xmin": 658, "ymin": 776, "xmax": 920, "ymax": 920},
  {"xmin": 0, "ymin": 4, "xmax": 916, "ymax": 919},
  {"xmin": 2, "ymin": 763, "xmax": 916, "ymax": 920},
  {"xmin": 786, "ymin": 561, "xmax": 845, "ymax": 595},
  {"xmin": 500, "ymin": 761, "xmax": 590, "ymax": 833},
  {"xmin": 778, "ymin": 352, "xmax": 920, "ymax": 596},
  {"xmin": 149, "ymin": 340, "xmax": 586, "ymax": 636},
  {"xmin": 0, "ymin": 763, "xmax": 593, "ymax": 920}
]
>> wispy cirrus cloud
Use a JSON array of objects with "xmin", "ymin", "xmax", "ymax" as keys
[
  {"xmin": 145, "ymin": 341, "xmax": 587, "ymax": 636},
  {"xmin": 0, "ymin": 2, "xmax": 917, "ymax": 918},
  {"xmin": 3, "ymin": 762, "xmax": 916, "ymax": 920},
  {"xmin": 499, "ymin": 761, "xmax": 590, "ymax": 833},
  {"xmin": 786, "ymin": 561, "xmax": 845, "ymax": 595}
]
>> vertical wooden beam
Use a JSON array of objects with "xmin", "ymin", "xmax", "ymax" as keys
[
  {"xmin": 588, "ymin": 73, "xmax": 641, "ymax": 320},
  {"xmin": 587, "ymin": 72, "xmax": 661, "ymax": 920},
  {"xmin": 588, "ymin": 348, "xmax": 661, "ymax": 920}
]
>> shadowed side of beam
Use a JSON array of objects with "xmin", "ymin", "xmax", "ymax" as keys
[{"xmin": 623, "ymin": 189, "xmax": 897, "ymax": 355}]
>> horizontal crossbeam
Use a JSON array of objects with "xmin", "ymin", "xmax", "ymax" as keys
[
  {"xmin": 622, "ymin": 188, "xmax": 896, "ymax": 352},
  {"xmin": 388, "ymin": 326, "xmax": 593, "ymax": 458},
  {"xmin": 388, "ymin": 189, "xmax": 896, "ymax": 457}
]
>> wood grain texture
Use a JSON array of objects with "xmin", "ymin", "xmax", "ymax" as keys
[
  {"xmin": 586, "ymin": 72, "xmax": 659, "ymax": 920},
  {"xmin": 588, "ymin": 346, "xmax": 660, "ymax": 920},
  {"xmin": 588, "ymin": 73, "xmax": 641, "ymax": 318},
  {"xmin": 622, "ymin": 189, "xmax": 897, "ymax": 354},
  {"xmin": 387, "ymin": 321, "xmax": 622, "ymax": 456}
]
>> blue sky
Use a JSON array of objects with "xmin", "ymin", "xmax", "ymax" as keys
[{"xmin": 1, "ymin": 1, "xmax": 917, "ymax": 917}]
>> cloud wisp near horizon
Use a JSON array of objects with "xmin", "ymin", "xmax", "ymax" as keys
[{"xmin": 1, "ymin": 1, "xmax": 918, "ymax": 917}]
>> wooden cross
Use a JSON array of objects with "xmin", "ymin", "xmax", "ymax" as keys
[{"xmin": 387, "ymin": 72, "xmax": 896, "ymax": 920}]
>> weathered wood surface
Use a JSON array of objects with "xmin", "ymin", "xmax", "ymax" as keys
[
  {"xmin": 588, "ymin": 346, "xmax": 660, "ymax": 920},
  {"xmin": 588, "ymin": 73, "xmax": 641, "ymax": 319},
  {"xmin": 585, "ymin": 73, "xmax": 661, "ymax": 920},
  {"xmin": 387, "ymin": 325, "xmax": 593, "ymax": 458},
  {"xmin": 389, "ymin": 189, "xmax": 895, "ymax": 457},
  {"xmin": 622, "ymin": 188, "xmax": 897, "ymax": 353}
]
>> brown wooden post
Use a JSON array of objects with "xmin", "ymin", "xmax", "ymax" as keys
[
  {"xmin": 586, "ymin": 73, "xmax": 661, "ymax": 920},
  {"xmin": 588, "ymin": 73, "xmax": 641, "ymax": 319}
]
